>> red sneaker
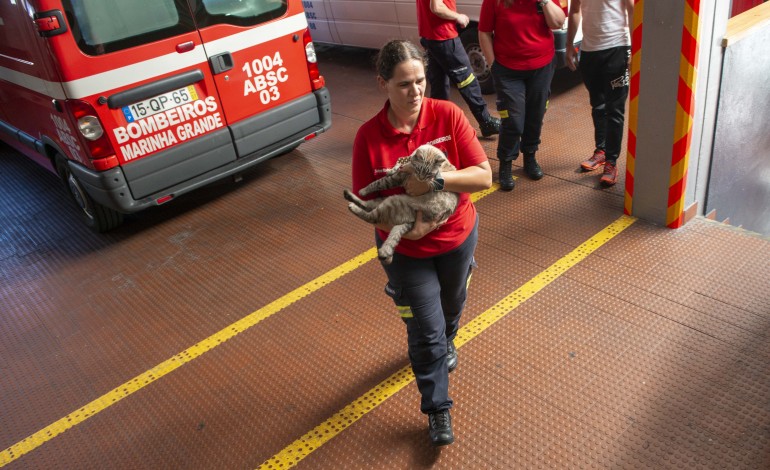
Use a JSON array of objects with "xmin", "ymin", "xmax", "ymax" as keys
[
  {"xmin": 600, "ymin": 161, "xmax": 618, "ymax": 186},
  {"xmin": 580, "ymin": 150, "xmax": 606, "ymax": 171}
]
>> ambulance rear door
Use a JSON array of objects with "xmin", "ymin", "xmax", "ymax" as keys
[
  {"xmin": 190, "ymin": 0, "xmax": 318, "ymax": 158},
  {"xmin": 51, "ymin": 0, "xmax": 237, "ymax": 196}
]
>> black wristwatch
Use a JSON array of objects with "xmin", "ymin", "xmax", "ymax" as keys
[
  {"xmin": 431, "ymin": 172, "xmax": 445, "ymax": 192},
  {"xmin": 537, "ymin": 0, "xmax": 550, "ymax": 6}
]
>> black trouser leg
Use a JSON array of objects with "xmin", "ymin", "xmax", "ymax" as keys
[
  {"xmin": 421, "ymin": 37, "xmax": 490, "ymax": 124},
  {"xmin": 520, "ymin": 58, "xmax": 555, "ymax": 156},
  {"xmin": 423, "ymin": 45, "xmax": 451, "ymax": 100},
  {"xmin": 378, "ymin": 219, "xmax": 478, "ymax": 414},
  {"xmin": 492, "ymin": 60, "xmax": 554, "ymax": 161},
  {"xmin": 579, "ymin": 47, "xmax": 630, "ymax": 163}
]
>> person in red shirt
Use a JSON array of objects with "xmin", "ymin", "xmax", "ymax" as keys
[
  {"xmin": 479, "ymin": 0, "xmax": 566, "ymax": 191},
  {"xmin": 416, "ymin": 0, "xmax": 500, "ymax": 137},
  {"xmin": 351, "ymin": 39, "xmax": 492, "ymax": 447}
]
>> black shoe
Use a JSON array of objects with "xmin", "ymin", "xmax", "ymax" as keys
[
  {"xmin": 447, "ymin": 340, "xmax": 458, "ymax": 373},
  {"xmin": 523, "ymin": 153, "xmax": 543, "ymax": 180},
  {"xmin": 479, "ymin": 117, "xmax": 501, "ymax": 137},
  {"xmin": 428, "ymin": 410, "xmax": 454, "ymax": 446},
  {"xmin": 499, "ymin": 160, "xmax": 514, "ymax": 191}
]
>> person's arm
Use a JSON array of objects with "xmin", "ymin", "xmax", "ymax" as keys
[
  {"xmin": 625, "ymin": 0, "xmax": 634, "ymax": 66},
  {"xmin": 401, "ymin": 161, "xmax": 492, "ymax": 240},
  {"xmin": 565, "ymin": 0, "xmax": 582, "ymax": 71},
  {"xmin": 438, "ymin": 162, "xmax": 493, "ymax": 194},
  {"xmin": 430, "ymin": 0, "xmax": 470, "ymax": 28},
  {"xmin": 625, "ymin": 0, "xmax": 634, "ymax": 30},
  {"xmin": 479, "ymin": 31, "xmax": 495, "ymax": 68},
  {"xmin": 540, "ymin": 0, "xmax": 567, "ymax": 30},
  {"xmin": 402, "ymin": 161, "xmax": 492, "ymax": 196},
  {"xmin": 449, "ymin": 161, "xmax": 493, "ymax": 192}
]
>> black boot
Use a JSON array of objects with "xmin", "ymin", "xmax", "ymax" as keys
[
  {"xmin": 479, "ymin": 117, "xmax": 501, "ymax": 137},
  {"xmin": 447, "ymin": 340, "xmax": 458, "ymax": 373},
  {"xmin": 428, "ymin": 410, "xmax": 454, "ymax": 446},
  {"xmin": 499, "ymin": 160, "xmax": 514, "ymax": 191},
  {"xmin": 523, "ymin": 153, "xmax": 543, "ymax": 180}
]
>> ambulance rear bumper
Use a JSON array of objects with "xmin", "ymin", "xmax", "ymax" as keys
[{"xmin": 70, "ymin": 88, "xmax": 332, "ymax": 214}]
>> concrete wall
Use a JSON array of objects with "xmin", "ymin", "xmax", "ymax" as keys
[
  {"xmin": 689, "ymin": 0, "xmax": 731, "ymax": 218},
  {"xmin": 706, "ymin": 4, "xmax": 770, "ymax": 234}
]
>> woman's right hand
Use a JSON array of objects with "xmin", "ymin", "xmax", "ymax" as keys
[
  {"xmin": 403, "ymin": 210, "xmax": 445, "ymax": 240},
  {"xmin": 566, "ymin": 46, "xmax": 578, "ymax": 71}
]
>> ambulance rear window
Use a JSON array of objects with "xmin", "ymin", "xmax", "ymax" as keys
[
  {"xmin": 62, "ymin": 0, "xmax": 196, "ymax": 55},
  {"xmin": 192, "ymin": 0, "xmax": 288, "ymax": 28}
]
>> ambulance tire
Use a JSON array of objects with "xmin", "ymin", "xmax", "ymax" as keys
[
  {"xmin": 460, "ymin": 26, "xmax": 495, "ymax": 95},
  {"xmin": 56, "ymin": 156, "xmax": 124, "ymax": 233}
]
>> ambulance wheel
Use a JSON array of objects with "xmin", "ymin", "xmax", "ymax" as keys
[
  {"xmin": 56, "ymin": 157, "xmax": 123, "ymax": 232},
  {"xmin": 460, "ymin": 26, "xmax": 495, "ymax": 95}
]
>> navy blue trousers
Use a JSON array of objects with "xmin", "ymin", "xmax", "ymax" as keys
[
  {"xmin": 377, "ymin": 217, "xmax": 478, "ymax": 414},
  {"xmin": 491, "ymin": 58, "xmax": 555, "ymax": 161},
  {"xmin": 420, "ymin": 37, "xmax": 492, "ymax": 125}
]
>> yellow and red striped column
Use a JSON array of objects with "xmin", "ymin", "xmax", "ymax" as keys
[
  {"xmin": 624, "ymin": 0, "xmax": 644, "ymax": 216},
  {"xmin": 666, "ymin": 0, "xmax": 700, "ymax": 227}
]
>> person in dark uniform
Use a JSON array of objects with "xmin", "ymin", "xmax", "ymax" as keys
[
  {"xmin": 351, "ymin": 40, "xmax": 492, "ymax": 447},
  {"xmin": 479, "ymin": 0, "xmax": 567, "ymax": 191},
  {"xmin": 417, "ymin": 0, "xmax": 501, "ymax": 138}
]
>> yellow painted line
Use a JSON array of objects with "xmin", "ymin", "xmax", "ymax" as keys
[
  {"xmin": 258, "ymin": 215, "xmax": 637, "ymax": 469},
  {"xmin": 471, "ymin": 183, "xmax": 501, "ymax": 202},
  {"xmin": 0, "ymin": 249, "xmax": 377, "ymax": 467},
  {"xmin": 1, "ymin": 186, "xmax": 502, "ymax": 467}
]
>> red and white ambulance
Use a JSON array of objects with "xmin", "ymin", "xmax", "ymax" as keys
[{"xmin": 0, "ymin": 0, "xmax": 331, "ymax": 231}]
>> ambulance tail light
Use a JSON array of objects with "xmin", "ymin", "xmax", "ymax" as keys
[
  {"xmin": 303, "ymin": 30, "xmax": 325, "ymax": 90},
  {"xmin": 78, "ymin": 115, "xmax": 103, "ymax": 141},
  {"xmin": 66, "ymin": 100, "xmax": 118, "ymax": 171}
]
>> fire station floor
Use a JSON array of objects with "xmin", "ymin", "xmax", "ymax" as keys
[{"xmin": 2, "ymin": 46, "xmax": 770, "ymax": 469}]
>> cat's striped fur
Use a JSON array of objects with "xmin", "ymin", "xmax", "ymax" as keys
[{"xmin": 344, "ymin": 144, "xmax": 459, "ymax": 264}]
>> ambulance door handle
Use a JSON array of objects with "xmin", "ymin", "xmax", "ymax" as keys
[
  {"xmin": 33, "ymin": 10, "xmax": 68, "ymax": 37},
  {"xmin": 209, "ymin": 53, "xmax": 234, "ymax": 75}
]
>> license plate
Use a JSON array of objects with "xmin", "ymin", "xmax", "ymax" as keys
[{"xmin": 122, "ymin": 85, "xmax": 199, "ymax": 123}]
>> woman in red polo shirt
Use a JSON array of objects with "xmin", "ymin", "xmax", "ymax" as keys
[
  {"xmin": 351, "ymin": 40, "xmax": 492, "ymax": 447},
  {"xmin": 479, "ymin": 0, "xmax": 566, "ymax": 191}
]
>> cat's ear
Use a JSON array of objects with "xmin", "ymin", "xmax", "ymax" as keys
[{"xmin": 427, "ymin": 145, "xmax": 444, "ymax": 159}]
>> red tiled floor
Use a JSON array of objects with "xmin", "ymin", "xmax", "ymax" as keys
[{"xmin": 1, "ymin": 45, "xmax": 768, "ymax": 469}]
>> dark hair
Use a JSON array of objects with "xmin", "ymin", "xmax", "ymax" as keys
[{"xmin": 375, "ymin": 40, "xmax": 427, "ymax": 81}]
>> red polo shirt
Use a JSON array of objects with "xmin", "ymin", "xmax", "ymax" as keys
[
  {"xmin": 352, "ymin": 98, "xmax": 487, "ymax": 258},
  {"xmin": 479, "ymin": 0, "xmax": 556, "ymax": 70},
  {"xmin": 417, "ymin": 0, "xmax": 458, "ymax": 41}
]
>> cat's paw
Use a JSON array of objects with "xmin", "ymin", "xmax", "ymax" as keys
[
  {"xmin": 343, "ymin": 189, "xmax": 355, "ymax": 202},
  {"xmin": 378, "ymin": 248, "xmax": 394, "ymax": 265}
]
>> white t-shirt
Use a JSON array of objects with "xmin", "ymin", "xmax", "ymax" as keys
[{"xmin": 579, "ymin": 0, "xmax": 631, "ymax": 52}]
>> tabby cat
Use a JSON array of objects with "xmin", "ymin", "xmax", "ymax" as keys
[{"xmin": 344, "ymin": 144, "xmax": 459, "ymax": 264}]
